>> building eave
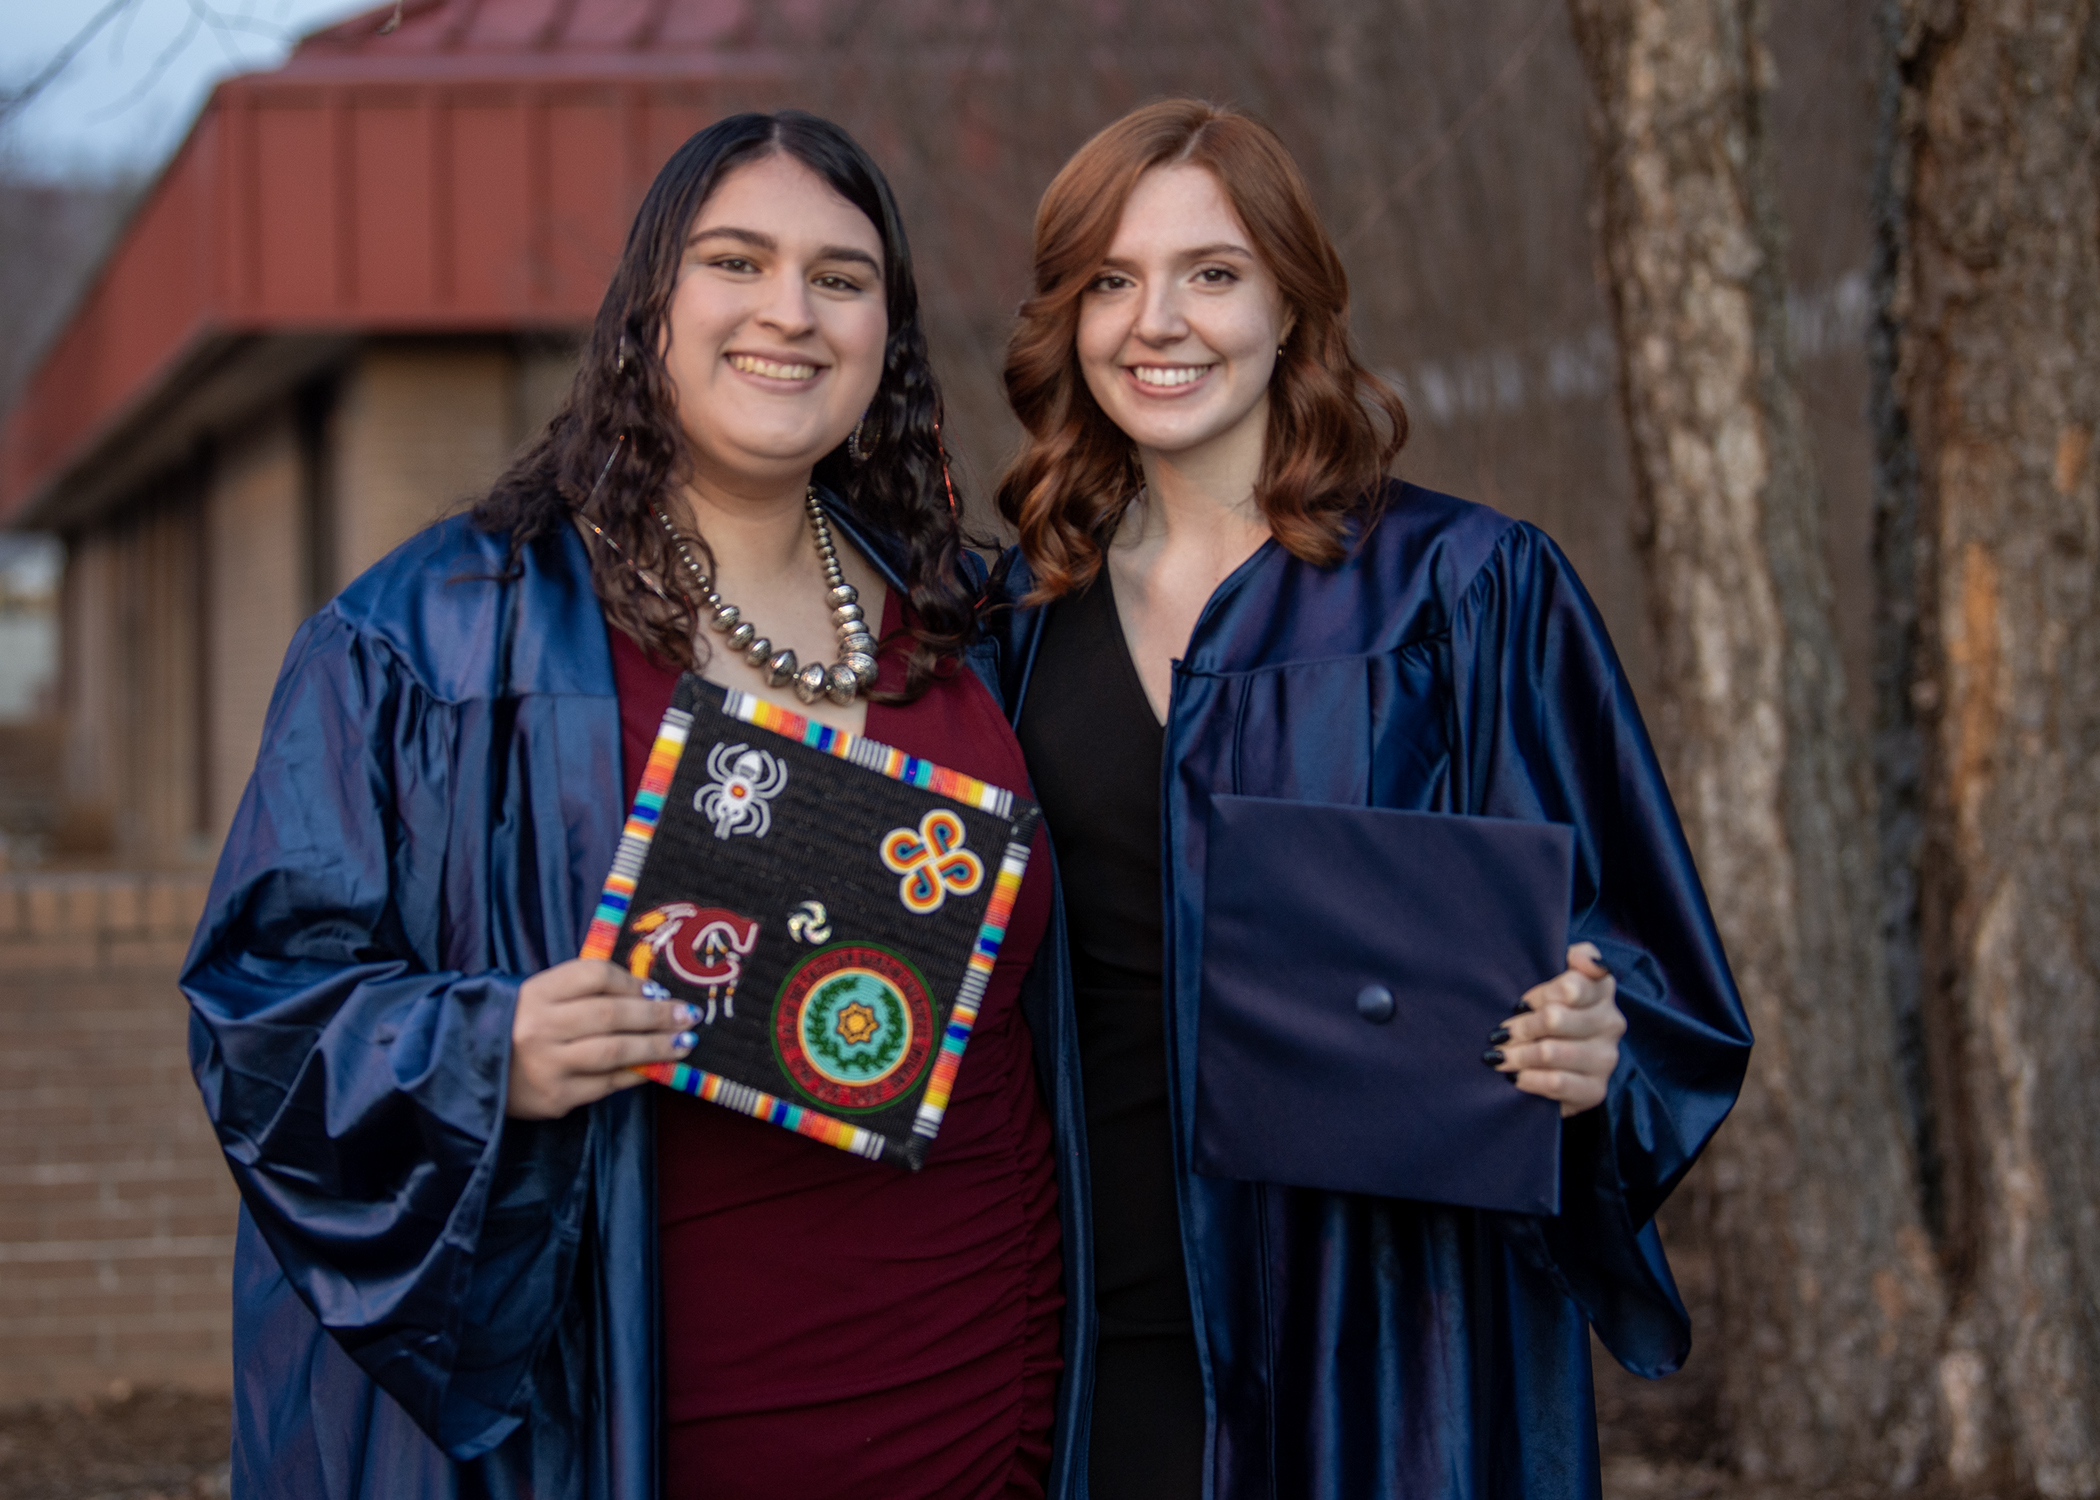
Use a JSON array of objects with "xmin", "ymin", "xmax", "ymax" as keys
[
  {"xmin": 0, "ymin": 17, "xmax": 786, "ymax": 528},
  {"xmin": 6, "ymin": 330, "xmax": 357, "ymax": 533}
]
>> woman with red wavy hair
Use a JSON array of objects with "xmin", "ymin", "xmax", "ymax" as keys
[{"xmin": 992, "ymin": 100, "xmax": 1750, "ymax": 1499}]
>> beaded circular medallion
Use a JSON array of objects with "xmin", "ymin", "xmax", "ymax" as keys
[{"xmin": 772, "ymin": 944, "xmax": 936, "ymax": 1111}]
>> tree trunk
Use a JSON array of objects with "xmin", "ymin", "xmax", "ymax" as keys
[
  {"xmin": 1877, "ymin": 2, "xmax": 2100, "ymax": 1493},
  {"xmin": 1567, "ymin": 0, "xmax": 1944, "ymax": 1484}
]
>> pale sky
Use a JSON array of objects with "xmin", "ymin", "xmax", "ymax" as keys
[{"xmin": 0, "ymin": 0, "xmax": 375, "ymax": 178}]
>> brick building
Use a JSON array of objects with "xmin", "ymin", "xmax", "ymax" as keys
[
  {"xmin": 0, "ymin": 0, "xmax": 810, "ymax": 1400},
  {"xmin": 1, "ymin": 0, "xmax": 804, "ymax": 864}
]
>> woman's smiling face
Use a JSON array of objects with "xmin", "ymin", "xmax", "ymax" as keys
[
  {"xmin": 661, "ymin": 150, "xmax": 888, "ymax": 494},
  {"xmin": 1075, "ymin": 163, "xmax": 1291, "ymax": 471}
]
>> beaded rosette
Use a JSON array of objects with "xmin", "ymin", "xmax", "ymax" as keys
[{"xmin": 580, "ymin": 674, "xmax": 1040, "ymax": 1170}]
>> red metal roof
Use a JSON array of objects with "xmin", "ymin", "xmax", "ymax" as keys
[
  {"xmin": 0, "ymin": 0, "xmax": 805, "ymax": 527},
  {"xmin": 278, "ymin": 0, "xmax": 814, "ymax": 81}
]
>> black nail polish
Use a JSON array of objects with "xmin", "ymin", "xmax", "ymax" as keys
[
  {"xmin": 1511, "ymin": 997, "xmax": 1532, "ymax": 1014},
  {"xmin": 1482, "ymin": 1047, "xmax": 1505, "ymax": 1067},
  {"xmin": 1507, "ymin": 1070, "xmax": 1521, "ymax": 1085},
  {"xmin": 1488, "ymin": 1025, "xmax": 1511, "ymax": 1045}
]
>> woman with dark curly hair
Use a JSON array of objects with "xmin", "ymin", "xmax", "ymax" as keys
[
  {"xmin": 992, "ymin": 100, "xmax": 1751, "ymax": 1500},
  {"xmin": 184, "ymin": 112, "xmax": 1060, "ymax": 1499}
]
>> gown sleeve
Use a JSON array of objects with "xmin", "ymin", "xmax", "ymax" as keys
[
  {"xmin": 1446, "ymin": 521, "xmax": 1752, "ymax": 1377},
  {"xmin": 181, "ymin": 607, "xmax": 593, "ymax": 1460}
]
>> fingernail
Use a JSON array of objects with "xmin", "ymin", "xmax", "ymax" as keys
[
  {"xmin": 676, "ymin": 1003, "xmax": 700, "ymax": 1027},
  {"xmin": 1507, "ymin": 1070, "xmax": 1521, "ymax": 1085},
  {"xmin": 1488, "ymin": 1025, "xmax": 1511, "ymax": 1045},
  {"xmin": 1511, "ymin": 997, "xmax": 1532, "ymax": 1014},
  {"xmin": 1482, "ymin": 1047, "xmax": 1505, "ymax": 1067},
  {"xmin": 641, "ymin": 980, "xmax": 671, "ymax": 1000},
  {"xmin": 675, "ymin": 1031, "xmax": 698, "ymax": 1052}
]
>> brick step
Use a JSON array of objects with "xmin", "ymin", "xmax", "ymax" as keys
[
  {"xmin": 1, "ymin": 946, "xmax": 237, "ymax": 1398},
  {"xmin": 0, "ymin": 872, "xmax": 210, "ymax": 974}
]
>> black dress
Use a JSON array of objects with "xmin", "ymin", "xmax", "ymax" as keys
[{"xmin": 1016, "ymin": 571, "xmax": 1205, "ymax": 1500}]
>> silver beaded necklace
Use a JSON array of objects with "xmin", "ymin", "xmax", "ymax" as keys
[{"xmin": 653, "ymin": 489, "xmax": 880, "ymax": 707}]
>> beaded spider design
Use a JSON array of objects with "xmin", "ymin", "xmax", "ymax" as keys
[{"xmin": 695, "ymin": 743, "xmax": 788, "ymax": 840}]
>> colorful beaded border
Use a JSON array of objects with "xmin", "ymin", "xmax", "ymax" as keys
[
  {"xmin": 580, "ymin": 706, "xmax": 692, "ymax": 963},
  {"xmin": 911, "ymin": 837, "xmax": 1030, "ymax": 1139},
  {"xmin": 720, "ymin": 688, "xmax": 1016, "ymax": 819}
]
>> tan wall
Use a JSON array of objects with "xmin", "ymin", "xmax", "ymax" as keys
[
  {"xmin": 128, "ymin": 494, "xmax": 205, "ymax": 861},
  {"xmin": 56, "ymin": 478, "xmax": 206, "ymax": 865},
  {"xmin": 52, "ymin": 335, "xmax": 582, "ymax": 863},
  {"xmin": 332, "ymin": 342, "xmax": 516, "ymax": 586},
  {"xmin": 60, "ymin": 530, "xmax": 121, "ymax": 845},
  {"xmin": 514, "ymin": 337, "xmax": 582, "ymax": 450},
  {"xmin": 204, "ymin": 407, "xmax": 305, "ymax": 844}
]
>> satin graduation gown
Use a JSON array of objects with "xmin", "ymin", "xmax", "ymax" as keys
[
  {"xmin": 990, "ymin": 481, "xmax": 1752, "ymax": 1500},
  {"xmin": 184, "ymin": 478, "xmax": 1748, "ymax": 1500},
  {"xmin": 182, "ymin": 505, "xmax": 961, "ymax": 1497}
]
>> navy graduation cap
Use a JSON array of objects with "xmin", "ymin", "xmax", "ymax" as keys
[{"xmin": 1195, "ymin": 794, "xmax": 1572, "ymax": 1214}]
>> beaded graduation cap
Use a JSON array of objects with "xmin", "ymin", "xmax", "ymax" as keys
[{"xmin": 581, "ymin": 674, "xmax": 1040, "ymax": 1170}]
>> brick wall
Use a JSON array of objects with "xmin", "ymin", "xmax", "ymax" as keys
[
  {"xmin": 334, "ymin": 341, "xmax": 515, "ymax": 585},
  {"xmin": 56, "ymin": 471, "xmax": 210, "ymax": 866},
  {"xmin": 0, "ymin": 872, "xmax": 236, "ymax": 1401},
  {"xmin": 205, "ymin": 405, "xmax": 305, "ymax": 847}
]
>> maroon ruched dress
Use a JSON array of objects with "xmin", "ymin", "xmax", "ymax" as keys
[{"xmin": 611, "ymin": 589, "xmax": 1062, "ymax": 1500}]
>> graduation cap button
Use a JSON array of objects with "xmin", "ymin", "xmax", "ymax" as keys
[{"xmin": 1355, "ymin": 984, "xmax": 1397, "ymax": 1024}]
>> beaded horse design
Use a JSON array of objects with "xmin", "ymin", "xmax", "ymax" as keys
[{"xmin": 629, "ymin": 903, "xmax": 762, "ymax": 1022}]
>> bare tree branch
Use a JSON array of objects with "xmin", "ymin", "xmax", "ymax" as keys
[
  {"xmin": 1336, "ymin": 0, "xmax": 1558, "ymax": 251},
  {"xmin": 108, "ymin": 0, "xmax": 150, "ymax": 68},
  {"xmin": 187, "ymin": 0, "xmax": 286, "ymax": 53},
  {"xmin": 2, "ymin": 0, "xmax": 308, "ymax": 135},
  {"xmin": 0, "ymin": 0, "xmax": 145, "ymax": 125},
  {"xmin": 83, "ymin": 7, "xmax": 203, "ymax": 123}
]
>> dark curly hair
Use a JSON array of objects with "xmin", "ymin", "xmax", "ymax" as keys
[
  {"xmin": 997, "ymin": 99, "xmax": 1408, "ymax": 600},
  {"xmin": 474, "ymin": 110, "xmax": 972, "ymax": 699}
]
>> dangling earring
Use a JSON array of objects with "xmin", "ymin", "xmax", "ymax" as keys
[
  {"xmin": 933, "ymin": 418, "xmax": 960, "ymax": 515},
  {"xmin": 615, "ymin": 334, "xmax": 630, "ymax": 375},
  {"xmin": 846, "ymin": 411, "xmax": 870, "ymax": 464}
]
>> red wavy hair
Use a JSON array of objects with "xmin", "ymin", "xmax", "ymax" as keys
[{"xmin": 996, "ymin": 99, "xmax": 1408, "ymax": 599}]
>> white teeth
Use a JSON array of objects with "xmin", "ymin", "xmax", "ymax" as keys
[
  {"xmin": 730, "ymin": 354, "xmax": 819, "ymax": 380},
  {"xmin": 1131, "ymin": 365, "xmax": 1211, "ymax": 388}
]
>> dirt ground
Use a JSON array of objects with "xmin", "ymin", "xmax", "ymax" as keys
[
  {"xmin": 0, "ymin": 1382, "xmax": 2022, "ymax": 1499},
  {"xmin": 0, "ymin": 1387, "xmax": 228, "ymax": 1500},
  {"xmin": 0, "ymin": 1390, "xmax": 1758, "ymax": 1499}
]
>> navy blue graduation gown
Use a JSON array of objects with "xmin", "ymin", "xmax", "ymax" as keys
[
  {"xmin": 183, "ymin": 507, "xmax": 952, "ymax": 1497},
  {"xmin": 990, "ymin": 481, "xmax": 1752, "ymax": 1500},
  {"xmin": 184, "ymin": 515, "xmax": 652, "ymax": 1496},
  {"xmin": 184, "ymin": 478, "xmax": 1747, "ymax": 1500}
]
